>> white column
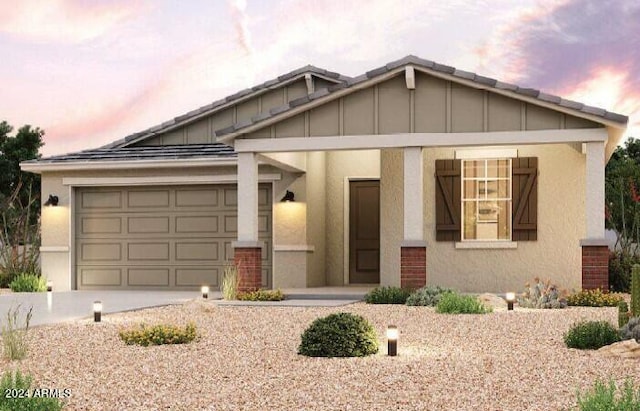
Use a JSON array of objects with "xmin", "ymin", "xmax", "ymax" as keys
[
  {"xmin": 585, "ymin": 141, "xmax": 605, "ymax": 239},
  {"xmin": 403, "ymin": 147, "xmax": 424, "ymax": 242},
  {"xmin": 237, "ymin": 152, "xmax": 259, "ymax": 242}
]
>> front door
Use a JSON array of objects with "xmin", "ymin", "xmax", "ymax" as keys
[{"xmin": 349, "ymin": 180, "xmax": 380, "ymax": 284}]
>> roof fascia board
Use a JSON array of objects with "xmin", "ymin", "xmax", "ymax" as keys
[
  {"xmin": 233, "ymin": 128, "xmax": 608, "ymax": 153},
  {"xmin": 62, "ymin": 173, "xmax": 282, "ymax": 187},
  {"xmin": 220, "ymin": 67, "xmax": 407, "ymax": 143},
  {"xmin": 411, "ymin": 66, "xmax": 626, "ymax": 130},
  {"xmin": 20, "ymin": 157, "xmax": 239, "ymax": 174},
  {"xmin": 121, "ymin": 72, "xmax": 345, "ymax": 148}
]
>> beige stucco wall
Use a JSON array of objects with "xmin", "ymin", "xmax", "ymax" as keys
[
  {"xmin": 380, "ymin": 143, "xmax": 586, "ymax": 293},
  {"xmin": 325, "ymin": 150, "xmax": 381, "ymax": 285}
]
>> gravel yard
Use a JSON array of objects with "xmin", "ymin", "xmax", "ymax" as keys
[{"xmin": 1, "ymin": 300, "xmax": 637, "ymax": 410}]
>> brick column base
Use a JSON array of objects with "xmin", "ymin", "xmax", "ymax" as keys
[
  {"xmin": 401, "ymin": 246, "xmax": 426, "ymax": 289},
  {"xmin": 234, "ymin": 247, "xmax": 262, "ymax": 292},
  {"xmin": 581, "ymin": 245, "xmax": 609, "ymax": 290}
]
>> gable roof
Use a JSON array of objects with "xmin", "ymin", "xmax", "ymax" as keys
[
  {"xmin": 106, "ymin": 65, "xmax": 349, "ymax": 149},
  {"xmin": 214, "ymin": 55, "xmax": 628, "ymax": 142}
]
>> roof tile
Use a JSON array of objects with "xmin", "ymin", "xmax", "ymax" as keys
[{"xmin": 365, "ymin": 66, "xmax": 389, "ymax": 78}]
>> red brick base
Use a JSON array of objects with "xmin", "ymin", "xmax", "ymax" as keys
[
  {"xmin": 401, "ymin": 246, "xmax": 426, "ymax": 289},
  {"xmin": 581, "ymin": 245, "xmax": 609, "ymax": 290},
  {"xmin": 234, "ymin": 247, "xmax": 262, "ymax": 292}
]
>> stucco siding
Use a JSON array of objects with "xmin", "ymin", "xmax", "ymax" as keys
[
  {"xmin": 380, "ymin": 143, "xmax": 585, "ymax": 292},
  {"xmin": 325, "ymin": 150, "xmax": 380, "ymax": 285}
]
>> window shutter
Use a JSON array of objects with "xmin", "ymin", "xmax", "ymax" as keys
[
  {"xmin": 435, "ymin": 159, "xmax": 461, "ymax": 241},
  {"xmin": 512, "ymin": 157, "xmax": 538, "ymax": 241}
]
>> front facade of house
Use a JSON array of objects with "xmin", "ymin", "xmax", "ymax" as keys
[{"xmin": 22, "ymin": 56, "xmax": 628, "ymax": 293}]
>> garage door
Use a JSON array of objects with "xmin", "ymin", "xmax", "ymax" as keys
[{"xmin": 75, "ymin": 184, "xmax": 272, "ymax": 290}]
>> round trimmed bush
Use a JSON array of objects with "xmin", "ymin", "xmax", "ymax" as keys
[
  {"xmin": 564, "ymin": 320, "xmax": 620, "ymax": 350},
  {"xmin": 298, "ymin": 312, "xmax": 379, "ymax": 357}
]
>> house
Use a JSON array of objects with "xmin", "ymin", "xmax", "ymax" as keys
[{"xmin": 21, "ymin": 55, "xmax": 628, "ymax": 293}]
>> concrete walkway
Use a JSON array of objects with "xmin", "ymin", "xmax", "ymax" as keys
[{"xmin": 0, "ymin": 286, "xmax": 371, "ymax": 326}]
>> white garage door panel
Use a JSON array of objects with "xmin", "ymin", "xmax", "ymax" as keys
[{"xmin": 75, "ymin": 184, "xmax": 272, "ymax": 290}]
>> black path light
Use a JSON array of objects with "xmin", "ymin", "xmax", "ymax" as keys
[
  {"xmin": 201, "ymin": 285, "xmax": 209, "ymax": 299},
  {"xmin": 387, "ymin": 325, "xmax": 398, "ymax": 356},
  {"xmin": 505, "ymin": 292, "xmax": 516, "ymax": 311},
  {"xmin": 93, "ymin": 301, "xmax": 102, "ymax": 322}
]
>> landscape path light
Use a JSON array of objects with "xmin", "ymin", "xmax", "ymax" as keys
[
  {"xmin": 93, "ymin": 301, "xmax": 102, "ymax": 322},
  {"xmin": 387, "ymin": 325, "xmax": 398, "ymax": 356},
  {"xmin": 201, "ymin": 285, "xmax": 209, "ymax": 299},
  {"xmin": 505, "ymin": 292, "xmax": 516, "ymax": 311}
]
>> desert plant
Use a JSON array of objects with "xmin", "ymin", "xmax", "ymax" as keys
[
  {"xmin": 406, "ymin": 285, "xmax": 454, "ymax": 306},
  {"xmin": 567, "ymin": 288, "xmax": 624, "ymax": 307},
  {"xmin": 517, "ymin": 277, "xmax": 568, "ymax": 309},
  {"xmin": 8, "ymin": 273, "xmax": 46, "ymax": 292},
  {"xmin": 435, "ymin": 292, "xmax": 492, "ymax": 314},
  {"xmin": 237, "ymin": 289, "xmax": 285, "ymax": 301},
  {"xmin": 619, "ymin": 301, "xmax": 630, "ymax": 328},
  {"xmin": 119, "ymin": 322, "xmax": 197, "ymax": 346},
  {"xmin": 631, "ymin": 265, "xmax": 640, "ymax": 317},
  {"xmin": 298, "ymin": 312, "xmax": 379, "ymax": 357},
  {"xmin": 221, "ymin": 264, "xmax": 239, "ymax": 300},
  {"xmin": 575, "ymin": 378, "xmax": 640, "ymax": 411},
  {"xmin": 1, "ymin": 305, "xmax": 33, "ymax": 360},
  {"xmin": 609, "ymin": 251, "xmax": 640, "ymax": 293},
  {"xmin": 0, "ymin": 369, "xmax": 65, "ymax": 410},
  {"xmin": 564, "ymin": 321, "xmax": 620, "ymax": 350},
  {"xmin": 364, "ymin": 286, "xmax": 412, "ymax": 304},
  {"xmin": 619, "ymin": 317, "xmax": 640, "ymax": 341}
]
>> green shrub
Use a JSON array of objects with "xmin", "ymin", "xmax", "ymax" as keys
[
  {"xmin": 517, "ymin": 277, "xmax": 568, "ymax": 309},
  {"xmin": 405, "ymin": 285, "xmax": 453, "ymax": 306},
  {"xmin": 364, "ymin": 286, "xmax": 412, "ymax": 304},
  {"xmin": 619, "ymin": 317, "xmax": 640, "ymax": 341},
  {"xmin": 1, "ymin": 305, "xmax": 33, "ymax": 361},
  {"xmin": 632, "ymin": 265, "xmax": 640, "ymax": 317},
  {"xmin": 298, "ymin": 312, "xmax": 379, "ymax": 357},
  {"xmin": 435, "ymin": 292, "xmax": 492, "ymax": 314},
  {"xmin": 8, "ymin": 273, "xmax": 46, "ymax": 293},
  {"xmin": 575, "ymin": 378, "xmax": 640, "ymax": 411},
  {"xmin": 221, "ymin": 264, "xmax": 238, "ymax": 300},
  {"xmin": 119, "ymin": 322, "xmax": 197, "ymax": 346},
  {"xmin": 619, "ymin": 301, "xmax": 630, "ymax": 328},
  {"xmin": 609, "ymin": 251, "xmax": 640, "ymax": 293},
  {"xmin": 567, "ymin": 289, "xmax": 624, "ymax": 307},
  {"xmin": 237, "ymin": 289, "xmax": 285, "ymax": 301},
  {"xmin": 0, "ymin": 369, "xmax": 64, "ymax": 411},
  {"xmin": 564, "ymin": 321, "xmax": 620, "ymax": 350}
]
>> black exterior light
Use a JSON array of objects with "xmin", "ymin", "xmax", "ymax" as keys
[
  {"xmin": 505, "ymin": 292, "xmax": 516, "ymax": 311},
  {"xmin": 93, "ymin": 301, "xmax": 102, "ymax": 322},
  {"xmin": 281, "ymin": 190, "xmax": 295, "ymax": 202},
  {"xmin": 387, "ymin": 325, "xmax": 398, "ymax": 356},
  {"xmin": 44, "ymin": 194, "xmax": 59, "ymax": 206}
]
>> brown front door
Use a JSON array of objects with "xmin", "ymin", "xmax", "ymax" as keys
[{"xmin": 349, "ymin": 180, "xmax": 380, "ymax": 284}]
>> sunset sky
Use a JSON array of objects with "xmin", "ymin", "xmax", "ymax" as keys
[{"xmin": 1, "ymin": 0, "xmax": 638, "ymax": 156}]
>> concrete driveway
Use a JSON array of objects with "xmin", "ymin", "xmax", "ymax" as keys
[{"xmin": 0, "ymin": 290, "xmax": 204, "ymax": 327}]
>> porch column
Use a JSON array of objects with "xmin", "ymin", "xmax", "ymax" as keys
[
  {"xmin": 401, "ymin": 147, "xmax": 426, "ymax": 289},
  {"xmin": 233, "ymin": 152, "xmax": 262, "ymax": 292},
  {"xmin": 580, "ymin": 141, "xmax": 608, "ymax": 290}
]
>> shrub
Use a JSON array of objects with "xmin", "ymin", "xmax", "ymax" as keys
[
  {"xmin": 575, "ymin": 378, "xmax": 640, "ymax": 411},
  {"xmin": 435, "ymin": 292, "xmax": 492, "ymax": 314},
  {"xmin": 119, "ymin": 322, "xmax": 197, "ymax": 346},
  {"xmin": 8, "ymin": 273, "xmax": 46, "ymax": 293},
  {"xmin": 0, "ymin": 369, "xmax": 64, "ymax": 411},
  {"xmin": 619, "ymin": 301, "xmax": 630, "ymax": 328},
  {"xmin": 564, "ymin": 321, "xmax": 620, "ymax": 350},
  {"xmin": 406, "ymin": 285, "xmax": 453, "ymax": 306},
  {"xmin": 221, "ymin": 264, "xmax": 238, "ymax": 300},
  {"xmin": 619, "ymin": 317, "xmax": 640, "ymax": 341},
  {"xmin": 364, "ymin": 286, "xmax": 412, "ymax": 304},
  {"xmin": 298, "ymin": 312, "xmax": 379, "ymax": 357},
  {"xmin": 567, "ymin": 289, "xmax": 624, "ymax": 307},
  {"xmin": 237, "ymin": 289, "xmax": 285, "ymax": 301},
  {"xmin": 632, "ymin": 265, "xmax": 640, "ymax": 317},
  {"xmin": 609, "ymin": 251, "xmax": 640, "ymax": 293},
  {"xmin": 517, "ymin": 277, "xmax": 568, "ymax": 309},
  {"xmin": 1, "ymin": 305, "xmax": 33, "ymax": 361}
]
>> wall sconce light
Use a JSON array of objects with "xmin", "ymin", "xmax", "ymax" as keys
[
  {"xmin": 93, "ymin": 301, "xmax": 102, "ymax": 322},
  {"xmin": 505, "ymin": 292, "xmax": 516, "ymax": 311},
  {"xmin": 387, "ymin": 325, "xmax": 398, "ymax": 356},
  {"xmin": 201, "ymin": 285, "xmax": 209, "ymax": 299},
  {"xmin": 280, "ymin": 190, "xmax": 295, "ymax": 202},
  {"xmin": 44, "ymin": 194, "xmax": 59, "ymax": 206}
]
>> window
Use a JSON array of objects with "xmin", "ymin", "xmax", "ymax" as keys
[{"xmin": 461, "ymin": 159, "xmax": 511, "ymax": 241}]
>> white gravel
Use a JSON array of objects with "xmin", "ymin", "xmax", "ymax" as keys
[{"xmin": 1, "ymin": 301, "xmax": 637, "ymax": 410}]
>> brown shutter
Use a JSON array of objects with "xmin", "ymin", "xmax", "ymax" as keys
[
  {"xmin": 512, "ymin": 157, "xmax": 538, "ymax": 241},
  {"xmin": 435, "ymin": 159, "xmax": 461, "ymax": 241}
]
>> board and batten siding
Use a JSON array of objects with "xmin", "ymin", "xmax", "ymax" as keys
[
  {"xmin": 75, "ymin": 184, "xmax": 272, "ymax": 290},
  {"xmin": 241, "ymin": 71, "xmax": 602, "ymax": 139}
]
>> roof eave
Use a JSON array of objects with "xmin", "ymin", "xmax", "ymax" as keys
[{"xmin": 20, "ymin": 157, "xmax": 238, "ymax": 174}]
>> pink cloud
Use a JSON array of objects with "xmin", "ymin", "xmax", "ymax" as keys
[{"xmin": 0, "ymin": 0, "xmax": 149, "ymax": 43}]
